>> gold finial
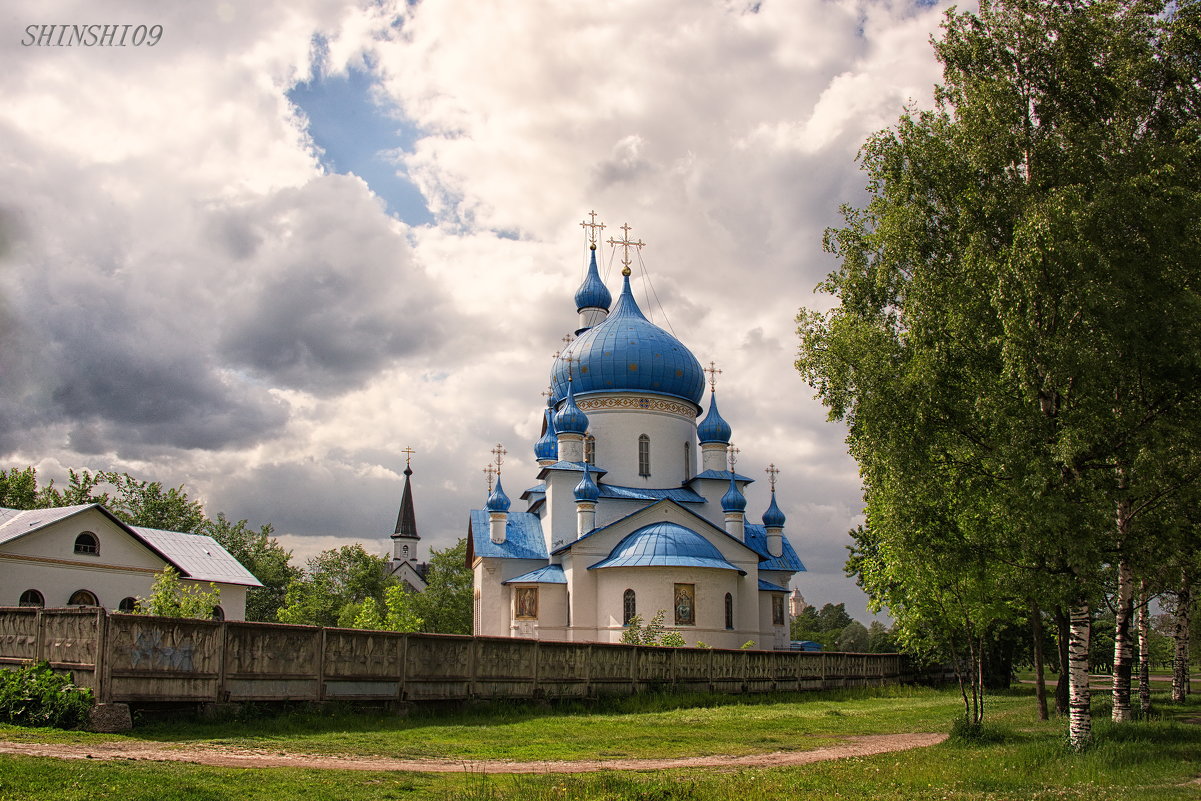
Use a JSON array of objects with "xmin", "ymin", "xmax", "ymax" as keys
[
  {"xmin": 580, "ymin": 211, "xmax": 605, "ymax": 250},
  {"xmin": 483, "ymin": 464, "xmax": 496, "ymax": 493},
  {"xmin": 766, "ymin": 463, "xmax": 779, "ymax": 492},
  {"xmin": 491, "ymin": 443, "xmax": 507, "ymax": 474},
  {"xmin": 727, "ymin": 443, "xmax": 740, "ymax": 471},
  {"xmin": 704, "ymin": 361, "xmax": 723, "ymax": 393},
  {"xmin": 607, "ymin": 223, "xmax": 646, "ymax": 277},
  {"xmin": 402, "ymin": 446, "xmax": 416, "ymax": 469}
]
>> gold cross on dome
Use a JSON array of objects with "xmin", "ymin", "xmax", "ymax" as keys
[
  {"xmin": 580, "ymin": 211, "xmax": 605, "ymax": 249},
  {"xmin": 561, "ymin": 353, "xmax": 579, "ymax": 379},
  {"xmin": 704, "ymin": 361, "xmax": 722, "ymax": 393},
  {"xmin": 402, "ymin": 446, "xmax": 416, "ymax": 469},
  {"xmin": 541, "ymin": 386, "xmax": 554, "ymax": 402},
  {"xmin": 483, "ymin": 464, "xmax": 496, "ymax": 493},
  {"xmin": 727, "ymin": 443, "xmax": 740, "ymax": 470},
  {"xmin": 606, "ymin": 223, "xmax": 646, "ymax": 277},
  {"xmin": 491, "ymin": 444, "xmax": 507, "ymax": 474},
  {"xmin": 765, "ymin": 463, "xmax": 779, "ymax": 492},
  {"xmin": 562, "ymin": 333, "xmax": 575, "ymax": 347}
]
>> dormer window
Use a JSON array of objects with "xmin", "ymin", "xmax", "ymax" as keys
[{"xmin": 74, "ymin": 532, "xmax": 99, "ymax": 555}]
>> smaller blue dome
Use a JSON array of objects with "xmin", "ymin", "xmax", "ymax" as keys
[
  {"xmin": 721, "ymin": 475, "xmax": 746, "ymax": 513},
  {"xmin": 534, "ymin": 408, "xmax": 558, "ymax": 461},
  {"xmin": 697, "ymin": 391, "xmax": 732, "ymax": 444},
  {"xmin": 588, "ymin": 522, "xmax": 744, "ymax": 573},
  {"xmin": 574, "ymin": 462, "xmax": 600, "ymax": 503},
  {"xmin": 486, "ymin": 476, "xmax": 511, "ymax": 513},
  {"xmin": 574, "ymin": 247, "xmax": 612, "ymax": 312},
  {"xmin": 763, "ymin": 491, "xmax": 786, "ymax": 528},
  {"xmin": 554, "ymin": 379, "xmax": 589, "ymax": 435}
]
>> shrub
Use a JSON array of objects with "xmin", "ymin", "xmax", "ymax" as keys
[{"xmin": 0, "ymin": 661, "xmax": 94, "ymax": 729}]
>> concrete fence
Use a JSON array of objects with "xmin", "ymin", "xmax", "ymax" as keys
[{"xmin": 0, "ymin": 608, "xmax": 909, "ymax": 706}]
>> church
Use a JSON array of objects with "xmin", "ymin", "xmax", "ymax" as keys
[{"xmin": 468, "ymin": 218, "xmax": 805, "ymax": 649}]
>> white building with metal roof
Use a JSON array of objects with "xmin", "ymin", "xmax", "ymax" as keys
[
  {"xmin": 0, "ymin": 503, "xmax": 262, "ymax": 619},
  {"xmin": 468, "ymin": 223, "xmax": 805, "ymax": 649}
]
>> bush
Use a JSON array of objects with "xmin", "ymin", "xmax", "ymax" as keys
[{"xmin": 0, "ymin": 661, "xmax": 94, "ymax": 728}]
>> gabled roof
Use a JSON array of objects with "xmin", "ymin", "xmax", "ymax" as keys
[
  {"xmin": 536, "ymin": 461, "xmax": 608, "ymax": 479},
  {"xmin": 551, "ymin": 497, "xmax": 760, "ymax": 559},
  {"xmin": 503, "ymin": 564, "xmax": 567, "ymax": 584},
  {"xmin": 744, "ymin": 523, "xmax": 807, "ymax": 572},
  {"xmin": 467, "ymin": 510, "xmax": 547, "ymax": 560},
  {"xmin": 686, "ymin": 469, "xmax": 755, "ymax": 484},
  {"xmin": 599, "ymin": 484, "xmax": 705, "ymax": 504},
  {"xmin": 0, "ymin": 504, "xmax": 263, "ymax": 586},
  {"xmin": 758, "ymin": 578, "xmax": 789, "ymax": 592}
]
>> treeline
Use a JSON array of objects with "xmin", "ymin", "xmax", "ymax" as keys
[
  {"xmin": 796, "ymin": 0, "xmax": 1201, "ymax": 749},
  {"xmin": 790, "ymin": 603, "xmax": 896, "ymax": 654},
  {"xmin": 0, "ymin": 467, "xmax": 471, "ymax": 634}
]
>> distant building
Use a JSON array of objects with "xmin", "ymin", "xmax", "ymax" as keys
[
  {"xmin": 789, "ymin": 588, "xmax": 808, "ymax": 618},
  {"xmin": 468, "ymin": 224, "xmax": 806, "ymax": 649},
  {"xmin": 0, "ymin": 504, "xmax": 262, "ymax": 619},
  {"xmin": 386, "ymin": 455, "xmax": 428, "ymax": 592}
]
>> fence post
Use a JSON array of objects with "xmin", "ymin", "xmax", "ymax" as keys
[{"xmin": 216, "ymin": 620, "xmax": 228, "ymax": 703}]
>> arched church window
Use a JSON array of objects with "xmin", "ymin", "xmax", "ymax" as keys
[
  {"xmin": 74, "ymin": 532, "xmax": 98, "ymax": 555},
  {"xmin": 683, "ymin": 442, "xmax": 691, "ymax": 481},
  {"xmin": 724, "ymin": 593, "xmax": 734, "ymax": 630},
  {"xmin": 118, "ymin": 597, "xmax": 137, "ymax": 613},
  {"xmin": 19, "ymin": 589, "xmax": 43, "ymax": 608},
  {"xmin": 585, "ymin": 434, "xmax": 596, "ymax": 464},
  {"xmin": 402, "ymin": 545, "xmax": 409, "ymax": 557},
  {"xmin": 68, "ymin": 589, "xmax": 98, "ymax": 606},
  {"xmin": 638, "ymin": 435, "xmax": 650, "ymax": 477},
  {"xmin": 623, "ymin": 589, "xmax": 636, "ymax": 625},
  {"xmin": 211, "ymin": 606, "xmax": 225, "ymax": 621}
]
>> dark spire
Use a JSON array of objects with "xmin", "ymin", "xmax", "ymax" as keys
[{"xmin": 393, "ymin": 464, "xmax": 419, "ymax": 540}]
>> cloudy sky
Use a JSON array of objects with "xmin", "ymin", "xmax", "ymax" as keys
[{"xmin": 0, "ymin": 0, "xmax": 956, "ymax": 620}]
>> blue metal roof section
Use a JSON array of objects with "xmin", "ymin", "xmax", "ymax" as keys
[
  {"xmin": 598, "ymin": 484, "xmax": 705, "ymax": 504},
  {"xmin": 552, "ymin": 498, "xmax": 762, "ymax": 557},
  {"xmin": 744, "ymin": 523, "xmax": 807, "ymax": 572},
  {"xmin": 762, "ymin": 491, "xmax": 787, "ymax": 528},
  {"xmin": 574, "ymin": 247, "xmax": 612, "ymax": 312},
  {"xmin": 520, "ymin": 484, "xmax": 546, "ymax": 500},
  {"xmin": 485, "ymin": 476, "xmax": 512, "ymax": 513},
  {"xmin": 550, "ymin": 273, "xmax": 705, "ymax": 406},
  {"xmin": 721, "ymin": 474, "xmax": 747, "ymax": 513},
  {"xmin": 574, "ymin": 462, "xmax": 600, "ymax": 502},
  {"xmin": 697, "ymin": 391, "xmax": 732, "ymax": 444},
  {"xmin": 553, "ymin": 379, "xmax": 589, "ymax": 435},
  {"xmin": 588, "ymin": 522, "xmax": 746, "ymax": 574},
  {"xmin": 534, "ymin": 407, "xmax": 558, "ymax": 462},
  {"xmin": 687, "ymin": 469, "xmax": 755, "ymax": 484},
  {"xmin": 469, "ymin": 510, "xmax": 548, "ymax": 560},
  {"xmin": 537, "ymin": 460, "xmax": 608, "ymax": 479},
  {"xmin": 503, "ymin": 564, "xmax": 567, "ymax": 585},
  {"xmin": 758, "ymin": 578, "xmax": 789, "ymax": 592}
]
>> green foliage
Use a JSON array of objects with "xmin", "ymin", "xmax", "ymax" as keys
[
  {"xmin": 351, "ymin": 586, "xmax": 423, "ymax": 632},
  {"xmin": 411, "ymin": 539, "xmax": 473, "ymax": 634},
  {"xmin": 201, "ymin": 514, "xmax": 298, "ymax": 623},
  {"xmin": 739, "ymin": 641, "xmax": 756, "ymax": 650},
  {"xmin": 134, "ymin": 567, "xmax": 221, "ymax": 619},
  {"xmin": 620, "ymin": 610, "xmax": 686, "ymax": 646},
  {"xmin": 0, "ymin": 661, "xmax": 94, "ymax": 728},
  {"xmin": 277, "ymin": 545, "xmax": 395, "ymax": 628}
]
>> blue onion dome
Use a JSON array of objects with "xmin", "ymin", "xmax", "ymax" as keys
[
  {"xmin": 486, "ymin": 477, "xmax": 511, "ymax": 513},
  {"xmin": 697, "ymin": 391, "xmax": 732, "ymax": 444},
  {"xmin": 574, "ymin": 247, "xmax": 612, "ymax": 312},
  {"xmin": 763, "ymin": 491, "xmax": 786, "ymax": 528},
  {"xmin": 721, "ymin": 474, "xmax": 747, "ymax": 514},
  {"xmin": 534, "ymin": 408, "xmax": 558, "ymax": 461},
  {"xmin": 550, "ymin": 273, "xmax": 705, "ymax": 406},
  {"xmin": 574, "ymin": 462, "xmax": 600, "ymax": 503},
  {"xmin": 554, "ymin": 379, "xmax": 589, "ymax": 435}
]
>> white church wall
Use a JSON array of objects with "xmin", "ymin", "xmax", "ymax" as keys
[
  {"xmin": 580, "ymin": 397, "xmax": 697, "ymax": 487},
  {"xmin": 509, "ymin": 583, "xmax": 567, "ymax": 639},
  {"xmin": 593, "ymin": 566, "xmax": 750, "ymax": 648}
]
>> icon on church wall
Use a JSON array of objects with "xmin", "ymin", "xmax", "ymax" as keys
[
  {"xmin": 515, "ymin": 587, "xmax": 539, "ymax": 620},
  {"xmin": 772, "ymin": 594, "xmax": 785, "ymax": 626},
  {"xmin": 673, "ymin": 583, "xmax": 695, "ymax": 626}
]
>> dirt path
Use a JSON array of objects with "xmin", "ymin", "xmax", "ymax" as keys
[{"xmin": 0, "ymin": 733, "xmax": 946, "ymax": 774}]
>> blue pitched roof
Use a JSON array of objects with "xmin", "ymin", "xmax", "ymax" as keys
[
  {"xmin": 552, "ymin": 498, "xmax": 759, "ymax": 557},
  {"xmin": 599, "ymin": 484, "xmax": 705, "ymax": 504},
  {"xmin": 744, "ymin": 523, "xmax": 807, "ymax": 572},
  {"xmin": 468, "ymin": 510, "xmax": 547, "ymax": 560},
  {"xmin": 758, "ymin": 578, "xmax": 789, "ymax": 592},
  {"xmin": 588, "ymin": 522, "xmax": 745, "ymax": 574},
  {"xmin": 537, "ymin": 461, "xmax": 608, "ymax": 479},
  {"xmin": 503, "ymin": 564, "xmax": 567, "ymax": 584},
  {"xmin": 521, "ymin": 484, "xmax": 546, "ymax": 500},
  {"xmin": 686, "ymin": 469, "xmax": 755, "ymax": 484}
]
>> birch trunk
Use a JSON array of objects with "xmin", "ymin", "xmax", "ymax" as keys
[
  {"xmin": 1032, "ymin": 604, "xmax": 1048, "ymax": 720},
  {"xmin": 1137, "ymin": 582, "xmax": 1150, "ymax": 715},
  {"xmin": 1173, "ymin": 573, "xmax": 1192, "ymax": 704},
  {"xmin": 1054, "ymin": 607, "xmax": 1070, "ymax": 715},
  {"xmin": 1068, "ymin": 604, "xmax": 1092, "ymax": 749},
  {"xmin": 1111, "ymin": 555, "xmax": 1135, "ymax": 722}
]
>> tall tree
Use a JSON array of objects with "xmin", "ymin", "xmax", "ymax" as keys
[
  {"xmin": 413, "ymin": 539, "xmax": 473, "ymax": 635},
  {"xmin": 798, "ymin": 0, "xmax": 1201, "ymax": 749},
  {"xmin": 277, "ymin": 544, "xmax": 396, "ymax": 628},
  {"xmin": 201, "ymin": 514, "xmax": 299, "ymax": 622}
]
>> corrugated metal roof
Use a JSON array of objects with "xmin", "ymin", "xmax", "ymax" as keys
[
  {"xmin": 687, "ymin": 469, "xmax": 755, "ymax": 484},
  {"xmin": 588, "ymin": 522, "xmax": 745, "ymax": 574},
  {"xmin": 598, "ymin": 485, "xmax": 705, "ymax": 504},
  {"xmin": 0, "ymin": 505, "xmax": 94, "ymax": 545},
  {"xmin": 503, "ymin": 564, "xmax": 567, "ymax": 584},
  {"xmin": 468, "ymin": 510, "xmax": 547, "ymax": 560},
  {"xmin": 758, "ymin": 578, "xmax": 789, "ymax": 592},
  {"xmin": 520, "ymin": 484, "xmax": 546, "ymax": 500},
  {"xmin": 744, "ymin": 523, "xmax": 807, "ymax": 572},
  {"xmin": 131, "ymin": 527, "xmax": 263, "ymax": 587}
]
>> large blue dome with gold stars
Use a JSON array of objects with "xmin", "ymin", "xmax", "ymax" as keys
[{"xmin": 550, "ymin": 273, "xmax": 705, "ymax": 407}]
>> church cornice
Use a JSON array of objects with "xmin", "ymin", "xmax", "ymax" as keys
[{"xmin": 575, "ymin": 393, "xmax": 698, "ymax": 420}]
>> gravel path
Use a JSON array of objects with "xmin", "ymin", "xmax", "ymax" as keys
[{"xmin": 0, "ymin": 733, "xmax": 946, "ymax": 774}]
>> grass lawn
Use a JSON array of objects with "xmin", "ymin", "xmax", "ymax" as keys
[{"xmin": 1, "ymin": 686, "xmax": 1199, "ymax": 800}]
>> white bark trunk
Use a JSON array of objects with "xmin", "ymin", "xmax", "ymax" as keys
[
  {"xmin": 1137, "ymin": 582, "xmax": 1150, "ymax": 715},
  {"xmin": 1068, "ymin": 604, "xmax": 1092, "ymax": 749},
  {"xmin": 1173, "ymin": 575, "xmax": 1192, "ymax": 704},
  {"xmin": 1111, "ymin": 556, "xmax": 1135, "ymax": 722}
]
